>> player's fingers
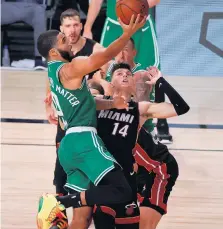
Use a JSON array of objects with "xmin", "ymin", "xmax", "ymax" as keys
[
  {"xmin": 118, "ymin": 17, "xmax": 124, "ymax": 27},
  {"xmin": 145, "ymin": 81, "xmax": 153, "ymax": 85},
  {"xmin": 121, "ymin": 95, "xmax": 127, "ymax": 101},
  {"xmin": 149, "ymin": 66, "xmax": 156, "ymax": 72},
  {"xmin": 147, "ymin": 72, "xmax": 153, "ymax": 78},
  {"xmin": 52, "ymin": 119, "xmax": 58, "ymax": 125},
  {"xmin": 129, "ymin": 14, "xmax": 136, "ymax": 27},
  {"xmin": 49, "ymin": 116, "xmax": 58, "ymax": 125},
  {"xmin": 115, "ymin": 90, "xmax": 122, "ymax": 97},
  {"xmin": 125, "ymin": 103, "xmax": 129, "ymax": 111},
  {"xmin": 139, "ymin": 16, "xmax": 147, "ymax": 27},
  {"xmin": 146, "ymin": 67, "xmax": 152, "ymax": 71},
  {"xmin": 134, "ymin": 14, "xmax": 141, "ymax": 26}
]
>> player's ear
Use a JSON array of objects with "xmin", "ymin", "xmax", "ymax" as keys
[
  {"xmin": 60, "ymin": 25, "xmax": 63, "ymax": 33},
  {"xmin": 133, "ymin": 49, "xmax": 137, "ymax": 57},
  {"xmin": 49, "ymin": 48, "xmax": 59, "ymax": 58}
]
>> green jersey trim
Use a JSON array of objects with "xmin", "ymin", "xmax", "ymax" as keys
[
  {"xmin": 56, "ymin": 63, "xmax": 66, "ymax": 80},
  {"xmin": 132, "ymin": 63, "xmax": 142, "ymax": 72},
  {"xmin": 48, "ymin": 60, "xmax": 64, "ymax": 65}
]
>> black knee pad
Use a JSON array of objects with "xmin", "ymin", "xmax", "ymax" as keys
[
  {"xmin": 116, "ymin": 223, "xmax": 139, "ymax": 229},
  {"xmin": 93, "ymin": 205, "xmax": 116, "ymax": 229}
]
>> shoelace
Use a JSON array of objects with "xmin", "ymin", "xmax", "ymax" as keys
[
  {"xmin": 57, "ymin": 219, "xmax": 68, "ymax": 229},
  {"xmin": 47, "ymin": 204, "xmax": 62, "ymax": 223}
]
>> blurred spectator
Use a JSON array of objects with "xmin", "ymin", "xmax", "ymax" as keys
[
  {"xmin": 1, "ymin": 0, "xmax": 46, "ymax": 69},
  {"xmin": 51, "ymin": 0, "xmax": 81, "ymax": 30},
  {"xmin": 51, "ymin": 0, "xmax": 106, "ymax": 42}
]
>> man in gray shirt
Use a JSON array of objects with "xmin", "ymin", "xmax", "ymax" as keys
[{"xmin": 1, "ymin": 0, "xmax": 47, "ymax": 68}]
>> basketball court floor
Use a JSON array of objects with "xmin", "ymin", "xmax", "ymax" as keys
[{"xmin": 1, "ymin": 69, "xmax": 223, "ymax": 229}]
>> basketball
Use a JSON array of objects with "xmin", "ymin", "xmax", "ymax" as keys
[{"xmin": 116, "ymin": 0, "xmax": 149, "ymax": 25}]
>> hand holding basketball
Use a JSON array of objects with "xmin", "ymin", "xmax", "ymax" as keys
[
  {"xmin": 116, "ymin": 0, "xmax": 149, "ymax": 25},
  {"xmin": 119, "ymin": 14, "xmax": 146, "ymax": 37}
]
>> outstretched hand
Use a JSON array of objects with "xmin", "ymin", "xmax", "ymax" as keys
[
  {"xmin": 133, "ymin": 71, "xmax": 152, "ymax": 101},
  {"xmin": 113, "ymin": 92, "xmax": 129, "ymax": 110},
  {"xmin": 118, "ymin": 14, "xmax": 146, "ymax": 37},
  {"xmin": 46, "ymin": 105, "xmax": 58, "ymax": 125},
  {"xmin": 145, "ymin": 66, "xmax": 162, "ymax": 85}
]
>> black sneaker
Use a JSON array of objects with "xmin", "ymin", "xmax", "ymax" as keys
[
  {"xmin": 156, "ymin": 119, "xmax": 173, "ymax": 144},
  {"xmin": 34, "ymin": 57, "xmax": 47, "ymax": 71}
]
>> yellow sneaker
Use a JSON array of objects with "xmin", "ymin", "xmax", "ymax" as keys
[{"xmin": 37, "ymin": 194, "xmax": 66, "ymax": 229}]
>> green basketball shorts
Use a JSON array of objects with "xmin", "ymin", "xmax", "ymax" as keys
[{"xmin": 58, "ymin": 127, "xmax": 119, "ymax": 192}]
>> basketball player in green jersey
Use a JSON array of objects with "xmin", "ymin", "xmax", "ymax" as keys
[
  {"xmin": 83, "ymin": 0, "xmax": 173, "ymax": 143},
  {"xmin": 36, "ymin": 16, "xmax": 146, "ymax": 229},
  {"xmin": 83, "ymin": 0, "xmax": 159, "ymax": 70}
]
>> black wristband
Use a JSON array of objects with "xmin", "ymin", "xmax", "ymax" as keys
[{"xmin": 103, "ymin": 95, "xmax": 111, "ymax": 100}]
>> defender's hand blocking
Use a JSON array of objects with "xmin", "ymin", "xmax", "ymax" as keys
[
  {"xmin": 46, "ymin": 105, "xmax": 58, "ymax": 125},
  {"xmin": 118, "ymin": 14, "xmax": 146, "ymax": 37},
  {"xmin": 133, "ymin": 71, "xmax": 152, "ymax": 102},
  {"xmin": 113, "ymin": 93, "xmax": 129, "ymax": 110},
  {"xmin": 93, "ymin": 71, "xmax": 114, "ymax": 96},
  {"xmin": 145, "ymin": 66, "xmax": 162, "ymax": 85}
]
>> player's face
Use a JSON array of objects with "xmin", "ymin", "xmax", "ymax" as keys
[
  {"xmin": 112, "ymin": 68, "xmax": 134, "ymax": 90},
  {"xmin": 60, "ymin": 16, "xmax": 82, "ymax": 44},
  {"xmin": 50, "ymin": 33, "xmax": 73, "ymax": 61},
  {"xmin": 115, "ymin": 40, "xmax": 136, "ymax": 64}
]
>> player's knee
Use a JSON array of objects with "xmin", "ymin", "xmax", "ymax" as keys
[
  {"xmin": 142, "ymin": 220, "xmax": 158, "ymax": 229},
  {"xmin": 140, "ymin": 208, "xmax": 162, "ymax": 229},
  {"xmin": 93, "ymin": 206, "xmax": 115, "ymax": 229},
  {"xmin": 70, "ymin": 212, "xmax": 92, "ymax": 229},
  {"xmin": 70, "ymin": 218, "xmax": 89, "ymax": 229}
]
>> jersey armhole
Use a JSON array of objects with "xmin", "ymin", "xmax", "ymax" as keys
[
  {"xmin": 56, "ymin": 63, "xmax": 66, "ymax": 80},
  {"xmin": 55, "ymin": 63, "xmax": 66, "ymax": 87}
]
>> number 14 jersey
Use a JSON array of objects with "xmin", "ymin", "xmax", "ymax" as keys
[{"xmin": 97, "ymin": 101, "xmax": 140, "ymax": 172}]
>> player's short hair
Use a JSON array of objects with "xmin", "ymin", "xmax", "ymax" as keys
[
  {"xmin": 111, "ymin": 62, "xmax": 132, "ymax": 77},
  {"xmin": 88, "ymin": 82, "xmax": 104, "ymax": 95},
  {"xmin": 60, "ymin": 9, "xmax": 81, "ymax": 23},
  {"xmin": 37, "ymin": 30, "xmax": 60, "ymax": 59}
]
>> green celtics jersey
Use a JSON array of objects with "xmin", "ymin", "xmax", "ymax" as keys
[
  {"xmin": 106, "ymin": 0, "xmax": 153, "ymax": 21},
  {"xmin": 48, "ymin": 61, "xmax": 97, "ymax": 130}
]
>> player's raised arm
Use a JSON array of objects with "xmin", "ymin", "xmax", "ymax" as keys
[
  {"xmin": 139, "ymin": 67, "xmax": 190, "ymax": 119},
  {"xmin": 83, "ymin": 0, "xmax": 104, "ymax": 39},
  {"xmin": 95, "ymin": 96, "xmax": 128, "ymax": 110},
  {"xmin": 64, "ymin": 15, "xmax": 146, "ymax": 80}
]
